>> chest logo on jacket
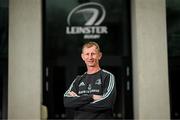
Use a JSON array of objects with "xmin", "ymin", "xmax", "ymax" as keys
[
  {"xmin": 79, "ymin": 82, "xmax": 85, "ymax": 87},
  {"xmin": 95, "ymin": 79, "xmax": 101, "ymax": 85}
]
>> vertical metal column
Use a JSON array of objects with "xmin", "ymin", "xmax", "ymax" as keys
[
  {"xmin": 131, "ymin": 0, "xmax": 170, "ymax": 119},
  {"xmin": 8, "ymin": 0, "xmax": 42, "ymax": 119}
]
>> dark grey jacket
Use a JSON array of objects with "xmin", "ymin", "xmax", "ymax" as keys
[{"xmin": 64, "ymin": 69, "xmax": 116, "ymax": 119}]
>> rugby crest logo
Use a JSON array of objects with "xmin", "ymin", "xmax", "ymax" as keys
[{"xmin": 66, "ymin": 2, "xmax": 108, "ymax": 39}]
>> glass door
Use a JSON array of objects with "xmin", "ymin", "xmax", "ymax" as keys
[{"xmin": 43, "ymin": 0, "xmax": 133, "ymax": 119}]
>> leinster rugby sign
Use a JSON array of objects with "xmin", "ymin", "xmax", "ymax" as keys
[{"xmin": 66, "ymin": 2, "xmax": 108, "ymax": 39}]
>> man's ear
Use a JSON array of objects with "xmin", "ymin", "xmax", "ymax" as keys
[
  {"xmin": 98, "ymin": 52, "xmax": 102, "ymax": 60},
  {"xmin": 81, "ymin": 53, "xmax": 84, "ymax": 61}
]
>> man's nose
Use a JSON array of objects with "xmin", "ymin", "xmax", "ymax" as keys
[{"xmin": 88, "ymin": 54, "xmax": 93, "ymax": 58}]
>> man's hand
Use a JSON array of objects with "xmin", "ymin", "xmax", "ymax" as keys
[
  {"xmin": 68, "ymin": 91, "xmax": 78, "ymax": 97},
  {"xmin": 92, "ymin": 95, "xmax": 103, "ymax": 101}
]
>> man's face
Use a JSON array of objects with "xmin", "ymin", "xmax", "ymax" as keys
[{"xmin": 81, "ymin": 45, "xmax": 102, "ymax": 67}]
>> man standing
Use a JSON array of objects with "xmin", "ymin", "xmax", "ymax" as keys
[{"xmin": 64, "ymin": 41, "xmax": 116, "ymax": 119}]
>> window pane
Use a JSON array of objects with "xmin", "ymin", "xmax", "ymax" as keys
[
  {"xmin": 0, "ymin": 0, "xmax": 8, "ymax": 119},
  {"xmin": 166, "ymin": 0, "xmax": 180, "ymax": 119}
]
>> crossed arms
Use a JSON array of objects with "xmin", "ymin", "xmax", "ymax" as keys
[{"xmin": 64, "ymin": 74, "xmax": 116, "ymax": 112}]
